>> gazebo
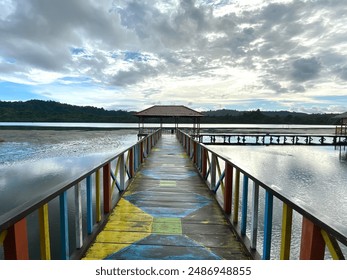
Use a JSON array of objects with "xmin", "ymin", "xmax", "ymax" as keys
[
  {"xmin": 334, "ymin": 112, "xmax": 347, "ymax": 135},
  {"xmin": 134, "ymin": 105, "xmax": 204, "ymax": 137}
]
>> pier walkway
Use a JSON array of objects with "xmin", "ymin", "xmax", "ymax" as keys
[{"xmin": 83, "ymin": 134, "xmax": 250, "ymax": 260}]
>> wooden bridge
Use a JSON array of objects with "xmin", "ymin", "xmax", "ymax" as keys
[
  {"xmin": 83, "ymin": 134, "xmax": 249, "ymax": 260},
  {"xmin": 0, "ymin": 129, "xmax": 346, "ymax": 260}
]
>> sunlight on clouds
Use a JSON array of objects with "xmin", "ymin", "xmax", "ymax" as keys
[
  {"xmin": 27, "ymin": 69, "xmax": 64, "ymax": 84},
  {"xmin": 206, "ymin": 32, "xmax": 227, "ymax": 42},
  {"xmin": 133, "ymin": 66, "xmax": 261, "ymax": 108},
  {"xmin": 1, "ymin": 0, "xmax": 347, "ymax": 113}
]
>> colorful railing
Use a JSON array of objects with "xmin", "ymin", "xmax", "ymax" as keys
[
  {"xmin": 0, "ymin": 129, "xmax": 161, "ymax": 260},
  {"xmin": 177, "ymin": 129, "xmax": 347, "ymax": 260}
]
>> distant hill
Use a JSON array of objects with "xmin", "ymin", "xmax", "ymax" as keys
[
  {"xmin": 0, "ymin": 100, "xmax": 137, "ymax": 123},
  {"xmin": 202, "ymin": 108, "xmax": 338, "ymax": 125},
  {"xmin": 0, "ymin": 100, "xmax": 339, "ymax": 124}
]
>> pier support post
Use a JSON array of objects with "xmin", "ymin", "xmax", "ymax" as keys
[
  {"xmin": 4, "ymin": 218, "xmax": 29, "ymax": 260},
  {"xmin": 299, "ymin": 217, "xmax": 325, "ymax": 260}
]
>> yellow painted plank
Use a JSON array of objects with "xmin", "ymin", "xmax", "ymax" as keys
[
  {"xmin": 159, "ymin": 180, "xmax": 177, "ymax": 186},
  {"xmin": 109, "ymin": 213, "xmax": 153, "ymax": 222},
  {"xmin": 94, "ymin": 231, "xmax": 150, "ymax": 244},
  {"xmin": 105, "ymin": 221, "xmax": 152, "ymax": 232},
  {"xmin": 83, "ymin": 197, "xmax": 153, "ymax": 258},
  {"xmin": 82, "ymin": 243, "xmax": 130, "ymax": 260}
]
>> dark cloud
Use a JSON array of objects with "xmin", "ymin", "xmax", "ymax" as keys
[
  {"xmin": 110, "ymin": 62, "xmax": 159, "ymax": 86},
  {"xmin": 291, "ymin": 57, "xmax": 321, "ymax": 82},
  {"xmin": 0, "ymin": 0, "xmax": 130, "ymax": 72}
]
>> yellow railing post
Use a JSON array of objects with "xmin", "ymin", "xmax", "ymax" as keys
[
  {"xmin": 280, "ymin": 203, "xmax": 293, "ymax": 260},
  {"xmin": 39, "ymin": 204, "xmax": 51, "ymax": 260},
  {"xmin": 321, "ymin": 229, "xmax": 345, "ymax": 260},
  {"xmin": 0, "ymin": 230, "xmax": 7, "ymax": 244}
]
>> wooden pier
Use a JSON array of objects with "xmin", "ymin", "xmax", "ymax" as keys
[
  {"xmin": 83, "ymin": 134, "xmax": 250, "ymax": 260},
  {"xmin": 1, "ymin": 128, "xmax": 346, "ymax": 260},
  {"xmin": 197, "ymin": 133, "xmax": 347, "ymax": 146}
]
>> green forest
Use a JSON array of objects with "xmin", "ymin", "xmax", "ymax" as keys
[{"xmin": 0, "ymin": 100, "xmax": 341, "ymax": 125}]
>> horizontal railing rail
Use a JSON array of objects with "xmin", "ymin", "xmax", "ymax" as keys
[
  {"xmin": 0, "ymin": 129, "xmax": 162, "ymax": 260},
  {"xmin": 177, "ymin": 129, "xmax": 347, "ymax": 260}
]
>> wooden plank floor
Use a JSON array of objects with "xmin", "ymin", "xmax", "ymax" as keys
[{"xmin": 83, "ymin": 134, "xmax": 250, "ymax": 260}]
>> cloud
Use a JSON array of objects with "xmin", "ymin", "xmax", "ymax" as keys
[
  {"xmin": 0, "ymin": 0, "xmax": 347, "ymax": 113},
  {"xmin": 291, "ymin": 57, "xmax": 321, "ymax": 82}
]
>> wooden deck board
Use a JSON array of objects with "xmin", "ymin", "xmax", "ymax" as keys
[{"xmin": 82, "ymin": 134, "xmax": 250, "ymax": 260}]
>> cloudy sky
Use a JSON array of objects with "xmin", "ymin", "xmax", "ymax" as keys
[{"xmin": 1, "ymin": 0, "xmax": 347, "ymax": 113}]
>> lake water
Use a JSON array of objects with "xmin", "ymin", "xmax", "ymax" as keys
[
  {"xmin": 0, "ymin": 123, "xmax": 346, "ymax": 259},
  {"xmin": 209, "ymin": 144, "xmax": 347, "ymax": 259}
]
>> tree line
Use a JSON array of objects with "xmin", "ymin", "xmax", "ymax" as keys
[{"xmin": 0, "ymin": 100, "xmax": 341, "ymax": 125}]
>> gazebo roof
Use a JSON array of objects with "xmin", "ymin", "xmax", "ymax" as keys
[{"xmin": 135, "ymin": 105, "xmax": 204, "ymax": 118}]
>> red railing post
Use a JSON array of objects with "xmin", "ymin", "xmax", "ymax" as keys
[
  {"xmin": 4, "ymin": 218, "xmax": 29, "ymax": 260},
  {"xmin": 140, "ymin": 141, "xmax": 144, "ymax": 163},
  {"xmin": 193, "ymin": 141, "xmax": 197, "ymax": 164},
  {"xmin": 129, "ymin": 148, "xmax": 134, "ymax": 178},
  {"xmin": 202, "ymin": 148, "xmax": 207, "ymax": 178},
  {"xmin": 299, "ymin": 217, "xmax": 325, "ymax": 259},
  {"xmin": 103, "ymin": 163, "xmax": 111, "ymax": 214},
  {"xmin": 187, "ymin": 138, "xmax": 190, "ymax": 157},
  {"xmin": 224, "ymin": 162, "xmax": 233, "ymax": 214}
]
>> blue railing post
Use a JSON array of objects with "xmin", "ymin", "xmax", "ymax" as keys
[
  {"xmin": 75, "ymin": 183, "xmax": 83, "ymax": 249},
  {"xmin": 59, "ymin": 191, "xmax": 69, "ymax": 260},
  {"xmin": 241, "ymin": 175, "xmax": 249, "ymax": 236},
  {"xmin": 86, "ymin": 176, "xmax": 93, "ymax": 235},
  {"xmin": 224, "ymin": 163, "xmax": 233, "ymax": 214},
  {"xmin": 263, "ymin": 190, "xmax": 274, "ymax": 259},
  {"xmin": 251, "ymin": 182, "xmax": 259, "ymax": 250}
]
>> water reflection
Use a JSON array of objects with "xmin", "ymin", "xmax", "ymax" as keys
[
  {"xmin": 0, "ymin": 129, "xmax": 138, "ymax": 259},
  {"xmin": 210, "ymin": 144, "xmax": 347, "ymax": 258}
]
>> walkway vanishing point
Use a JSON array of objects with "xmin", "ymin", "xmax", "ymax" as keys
[{"xmin": 83, "ymin": 134, "xmax": 250, "ymax": 260}]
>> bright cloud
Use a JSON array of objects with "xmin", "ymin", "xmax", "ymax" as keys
[{"xmin": 0, "ymin": 0, "xmax": 347, "ymax": 113}]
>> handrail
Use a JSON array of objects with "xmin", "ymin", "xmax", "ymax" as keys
[
  {"xmin": 177, "ymin": 129, "xmax": 347, "ymax": 260},
  {"xmin": 0, "ymin": 129, "xmax": 162, "ymax": 260}
]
